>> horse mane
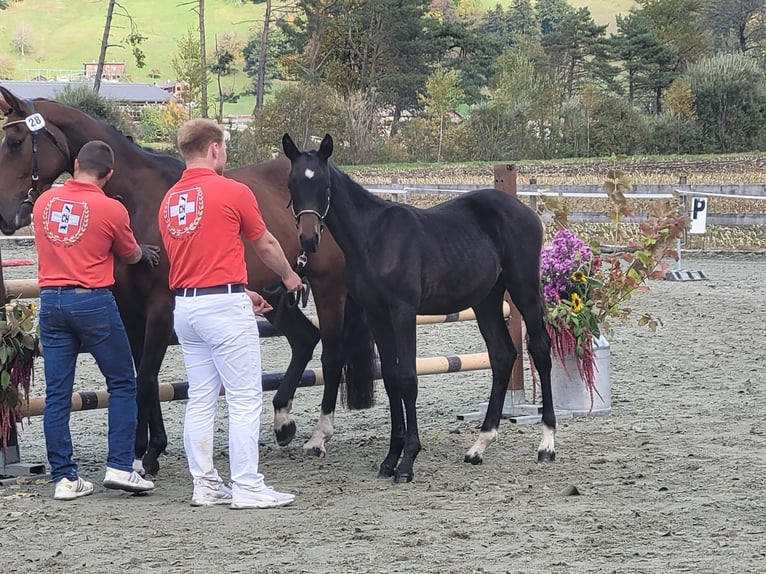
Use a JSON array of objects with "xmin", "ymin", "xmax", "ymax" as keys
[
  {"xmin": 329, "ymin": 162, "xmax": 389, "ymax": 208},
  {"xmin": 34, "ymin": 97, "xmax": 183, "ymax": 169}
]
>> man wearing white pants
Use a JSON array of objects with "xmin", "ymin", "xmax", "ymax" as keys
[{"xmin": 159, "ymin": 119, "xmax": 303, "ymax": 509}]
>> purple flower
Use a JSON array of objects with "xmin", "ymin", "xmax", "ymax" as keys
[{"xmin": 540, "ymin": 229, "xmax": 593, "ymax": 304}]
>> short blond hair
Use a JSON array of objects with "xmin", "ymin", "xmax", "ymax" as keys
[{"xmin": 176, "ymin": 119, "xmax": 224, "ymax": 160}]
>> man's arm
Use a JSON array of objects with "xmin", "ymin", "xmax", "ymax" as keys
[{"xmin": 251, "ymin": 231, "xmax": 302, "ymax": 292}]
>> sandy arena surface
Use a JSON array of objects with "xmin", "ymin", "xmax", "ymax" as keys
[{"xmin": 0, "ymin": 243, "xmax": 764, "ymax": 574}]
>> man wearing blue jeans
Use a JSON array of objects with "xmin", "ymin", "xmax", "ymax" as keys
[{"xmin": 33, "ymin": 140, "xmax": 161, "ymax": 500}]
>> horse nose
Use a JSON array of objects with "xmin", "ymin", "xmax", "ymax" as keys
[{"xmin": 300, "ymin": 232, "xmax": 320, "ymax": 253}]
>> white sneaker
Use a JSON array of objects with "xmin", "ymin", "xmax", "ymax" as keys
[
  {"xmin": 53, "ymin": 477, "xmax": 94, "ymax": 500},
  {"xmin": 231, "ymin": 486, "xmax": 295, "ymax": 510},
  {"xmin": 191, "ymin": 482, "xmax": 233, "ymax": 507},
  {"xmin": 103, "ymin": 467, "xmax": 155, "ymax": 493}
]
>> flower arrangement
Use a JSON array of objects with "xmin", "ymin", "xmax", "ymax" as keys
[
  {"xmin": 0, "ymin": 300, "xmax": 39, "ymax": 452},
  {"xmin": 536, "ymin": 169, "xmax": 689, "ymax": 410},
  {"xmin": 541, "ymin": 228, "xmax": 602, "ymax": 391}
]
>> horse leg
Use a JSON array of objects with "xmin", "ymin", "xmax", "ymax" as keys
[
  {"xmin": 505, "ymin": 275, "xmax": 556, "ymax": 462},
  {"xmin": 371, "ymin": 313, "xmax": 420, "ymax": 483},
  {"xmin": 262, "ymin": 301, "xmax": 320, "ymax": 447},
  {"xmin": 117, "ymin": 294, "xmax": 170, "ymax": 477},
  {"xmin": 303, "ymin": 286, "xmax": 377, "ymax": 457},
  {"xmin": 120, "ymin": 309, "xmax": 150, "ymax": 473},
  {"xmin": 300, "ymin": 277, "xmax": 344, "ymax": 457},
  {"xmin": 136, "ymin": 294, "xmax": 174, "ymax": 476},
  {"xmin": 464, "ymin": 283, "xmax": 514, "ymax": 465}
]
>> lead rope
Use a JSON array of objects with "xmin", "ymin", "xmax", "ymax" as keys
[{"xmin": 262, "ymin": 249, "xmax": 311, "ymax": 330}]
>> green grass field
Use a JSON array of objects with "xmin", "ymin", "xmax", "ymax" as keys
[{"xmin": 0, "ymin": 0, "xmax": 263, "ymax": 85}]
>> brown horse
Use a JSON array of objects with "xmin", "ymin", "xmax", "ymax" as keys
[{"xmin": 0, "ymin": 87, "xmax": 375, "ymax": 476}]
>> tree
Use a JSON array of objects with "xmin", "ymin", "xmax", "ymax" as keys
[
  {"xmin": 660, "ymin": 79, "xmax": 699, "ymax": 153},
  {"xmin": 507, "ymin": 0, "xmax": 538, "ymax": 37},
  {"xmin": 171, "ymin": 27, "xmax": 208, "ymax": 115},
  {"xmin": 636, "ymin": 0, "xmax": 709, "ymax": 70},
  {"xmin": 255, "ymin": 0, "xmax": 273, "ymax": 111},
  {"xmin": 54, "ymin": 84, "xmax": 135, "ymax": 137},
  {"xmin": 420, "ymin": 65, "xmax": 464, "ymax": 161},
  {"xmin": 438, "ymin": 17, "xmax": 503, "ymax": 105},
  {"xmin": 243, "ymin": 26, "xmax": 292, "ymax": 94},
  {"xmin": 536, "ymin": 0, "xmax": 574, "ymax": 34},
  {"xmin": 227, "ymin": 81, "xmax": 349, "ymax": 166},
  {"xmin": 198, "ymin": 1, "xmax": 209, "ymax": 118},
  {"xmin": 492, "ymin": 46, "xmax": 561, "ymax": 158},
  {"xmin": 94, "ymin": 1, "xmax": 147, "ymax": 94},
  {"xmin": 94, "ymin": 0, "xmax": 116, "ymax": 93},
  {"xmin": 280, "ymin": 0, "xmax": 439, "ymax": 136},
  {"xmin": 0, "ymin": 55, "xmax": 16, "ymax": 80},
  {"xmin": 703, "ymin": 0, "xmax": 766, "ymax": 54},
  {"xmin": 685, "ymin": 53, "xmax": 766, "ymax": 152},
  {"xmin": 10, "ymin": 23, "xmax": 34, "ymax": 56},
  {"xmin": 611, "ymin": 11, "xmax": 679, "ymax": 112},
  {"xmin": 540, "ymin": 7, "xmax": 611, "ymax": 100},
  {"xmin": 210, "ymin": 40, "xmax": 238, "ymax": 122}
]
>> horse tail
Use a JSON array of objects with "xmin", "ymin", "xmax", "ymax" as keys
[{"xmin": 340, "ymin": 294, "xmax": 376, "ymax": 409}]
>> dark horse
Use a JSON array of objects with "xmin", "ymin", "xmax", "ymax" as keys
[
  {"xmin": 0, "ymin": 88, "xmax": 376, "ymax": 475},
  {"xmin": 282, "ymin": 133, "xmax": 556, "ymax": 483}
]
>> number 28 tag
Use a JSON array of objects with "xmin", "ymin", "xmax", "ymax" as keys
[{"xmin": 24, "ymin": 113, "xmax": 46, "ymax": 132}]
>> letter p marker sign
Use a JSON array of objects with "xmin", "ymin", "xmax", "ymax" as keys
[{"xmin": 690, "ymin": 196, "xmax": 708, "ymax": 234}]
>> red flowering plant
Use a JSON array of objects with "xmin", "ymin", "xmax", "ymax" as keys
[{"xmin": 0, "ymin": 300, "xmax": 39, "ymax": 452}]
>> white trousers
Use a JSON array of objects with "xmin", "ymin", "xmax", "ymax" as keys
[{"xmin": 173, "ymin": 291, "xmax": 265, "ymax": 492}]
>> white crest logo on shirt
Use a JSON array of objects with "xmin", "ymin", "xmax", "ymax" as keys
[
  {"xmin": 164, "ymin": 186, "xmax": 204, "ymax": 237},
  {"xmin": 43, "ymin": 198, "xmax": 90, "ymax": 244}
]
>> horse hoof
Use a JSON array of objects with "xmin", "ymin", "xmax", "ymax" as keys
[
  {"xmin": 463, "ymin": 453, "xmax": 483, "ymax": 465},
  {"xmin": 537, "ymin": 449, "xmax": 556, "ymax": 463},
  {"xmin": 275, "ymin": 421, "xmax": 297, "ymax": 447},
  {"xmin": 142, "ymin": 457, "xmax": 160, "ymax": 477},
  {"xmin": 393, "ymin": 473, "xmax": 413, "ymax": 484},
  {"xmin": 304, "ymin": 447, "xmax": 325, "ymax": 458},
  {"xmin": 377, "ymin": 465, "xmax": 395, "ymax": 478}
]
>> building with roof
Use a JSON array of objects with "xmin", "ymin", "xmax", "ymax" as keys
[
  {"xmin": 83, "ymin": 61, "xmax": 126, "ymax": 81},
  {"xmin": 0, "ymin": 80, "xmax": 177, "ymax": 119}
]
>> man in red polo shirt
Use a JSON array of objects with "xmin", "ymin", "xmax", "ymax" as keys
[
  {"xmin": 33, "ymin": 140, "xmax": 160, "ymax": 500},
  {"xmin": 159, "ymin": 119, "xmax": 302, "ymax": 509}
]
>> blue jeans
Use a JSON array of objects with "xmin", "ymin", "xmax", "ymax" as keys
[{"xmin": 40, "ymin": 287, "xmax": 137, "ymax": 482}]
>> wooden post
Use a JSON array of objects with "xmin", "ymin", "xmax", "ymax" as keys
[
  {"xmin": 0, "ymin": 239, "xmax": 6, "ymax": 304},
  {"xmin": 493, "ymin": 165, "xmax": 525, "ymax": 398}
]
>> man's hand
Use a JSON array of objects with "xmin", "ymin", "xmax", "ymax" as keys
[
  {"xmin": 138, "ymin": 243, "xmax": 161, "ymax": 268},
  {"xmin": 246, "ymin": 289, "xmax": 273, "ymax": 315},
  {"xmin": 282, "ymin": 270, "xmax": 303, "ymax": 294}
]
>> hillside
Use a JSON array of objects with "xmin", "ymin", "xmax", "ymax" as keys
[{"xmin": 0, "ymin": 0, "xmax": 264, "ymax": 82}]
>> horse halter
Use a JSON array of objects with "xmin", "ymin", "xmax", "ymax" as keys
[
  {"xmin": 288, "ymin": 189, "xmax": 331, "ymax": 232},
  {"xmin": 2, "ymin": 99, "xmax": 70, "ymax": 210}
]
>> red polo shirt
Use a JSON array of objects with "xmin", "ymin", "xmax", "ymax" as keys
[
  {"xmin": 32, "ymin": 180, "xmax": 139, "ymax": 288},
  {"xmin": 158, "ymin": 167, "xmax": 267, "ymax": 289}
]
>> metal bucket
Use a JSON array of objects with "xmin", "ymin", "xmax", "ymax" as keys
[{"xmin": 550, "ymin": 335, "xmax": 611, "ymax": 417}]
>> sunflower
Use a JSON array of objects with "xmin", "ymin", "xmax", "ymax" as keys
[
  {"xmin": 572, "ymin": 270, "xmax": 586, "ymax": 283},
  {"xmin": 570, "ymin": 292, "xmax": 583, "ymax": 313}
]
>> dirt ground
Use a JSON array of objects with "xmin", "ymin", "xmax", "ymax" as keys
[{"xmin": 0, "ymin": 242, "xmax": 764, "ymax": 574}]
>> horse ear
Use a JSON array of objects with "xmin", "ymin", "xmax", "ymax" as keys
[
  {"xmin": 0, "ymin": 87, "xmax": 26, "ymax": 116},
  {"xmin": 282, "ymin": 133, "xmax": 300, "ymax": 162},
  {"xmin": 318, "ymin": 134, "xmax": 333, "ymax": 160},
  {"xmin": 0, "ymin": 87, "xmax": 16, "ymax": 116}
]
